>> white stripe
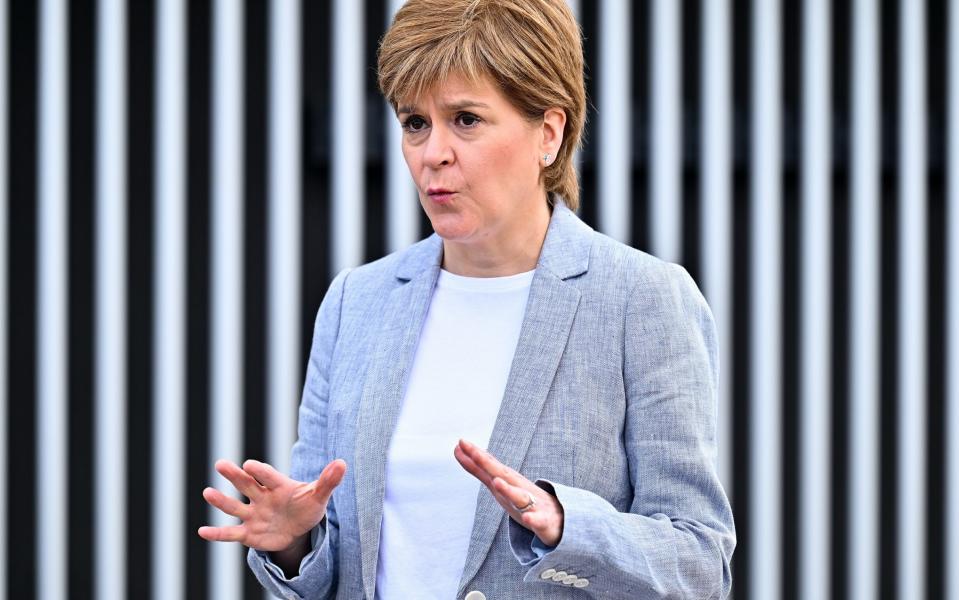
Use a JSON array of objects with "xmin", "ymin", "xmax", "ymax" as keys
[
  {"xmin": 598, "ymin": 0, "xmax": 631, "ymax": 244},
  {"xmin": 700, "ymin": 0, "xmax": 733, "ymax": 495},
  {"xmin": 848, "ymin": 1, "xmax": 881, "ymax": 599},
  {"xmin": 152, "ymin": 0, "xmax": 187, "ymax": 598},
  {"xmin": 36, "ymin": 0, "xmax": 69, "ymax": 597},
  {"xmin": 0, "ymin": 0, "xmax": 8, "ymax": 596},
  {"xmin": 209, "ymin": 0, "xmax": 245, "ymax": 597},
  {"xmin": 799, "ymin": 1, "xmax": 831, "ymax": 598},
  {"xmin": 650, "ymin": 0, "xmax": 682, "ymax": 263},
  {"xmin": 897, "ymin": 0, "xmax": 927, "ymax": 598},
  {"xmin": 332, "ymin": 0, "xmax": 365, "ymax": 270},
  {"xmin": 94, "ymin": 1, "xmax": 127, "ymax": 598},
  {"xmin": 948, "ymin": 3, "xmax": 959, "ymax": 599},
  {"xmin": 565, "ymin": 0, "xmax": 582, "ymax": 203},
  {"xmin": 267, "ymin": 6, "xmax": 301, "ymax": 598},
  {"xmin": 386, "ymin": 1, "xmax": 418, "ymax": 253},
  {"xmin": 268, "ymin": 0, "xmax": 301, "ymax": 480},
  {"xmin": 943, "ymin": 0, "xmax": 959, "ymax": 598},
  {"xmin": 749, "ymin": 1, "xmax": 782, "ymax": 599}
]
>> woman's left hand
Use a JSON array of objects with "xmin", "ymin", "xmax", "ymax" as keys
[{"xmin": 454, "ymin": 438, "xmax": 564, "ymax": 547}]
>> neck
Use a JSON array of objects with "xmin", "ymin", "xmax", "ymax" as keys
[{"xmin": 441, "ymin": 199, "xmax": 552, "ymax": 278}]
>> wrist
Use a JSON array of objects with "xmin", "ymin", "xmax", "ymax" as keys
[{"xmin": 270, "ymin": 533, "xmax": 312, "ymax": 578}]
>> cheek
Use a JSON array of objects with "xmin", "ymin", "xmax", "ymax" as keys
[{"xmin": 472, "ymin": 139, "xmax": 537, "ymax": 189}]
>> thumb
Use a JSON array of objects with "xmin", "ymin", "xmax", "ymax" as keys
[{"xmin": 311, "ymin": 459, "xmax": 348, "ymax": 501}]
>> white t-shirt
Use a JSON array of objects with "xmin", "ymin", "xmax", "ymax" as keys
[{"xmin": 374, "ymin": 267, "xmax": 535, "ymax": 599}]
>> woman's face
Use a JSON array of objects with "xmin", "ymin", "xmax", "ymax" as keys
[{"xmin": 398, "ymin": 74, "xmax": 554, "ymax": 246}]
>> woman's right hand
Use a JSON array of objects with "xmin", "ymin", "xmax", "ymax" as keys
[{"xmin": 198, "ymin": 457, "xmax": 347, "ymax": 553}]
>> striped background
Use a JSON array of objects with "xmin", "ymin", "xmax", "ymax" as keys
[{"xmin": 1, "ymin": 0, "xmax": 957, "ymax": 599}]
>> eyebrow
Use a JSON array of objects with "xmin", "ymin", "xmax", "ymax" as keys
[{"xmin": 397, "ymin": 100, "xmax": 492, "ymax": 115}]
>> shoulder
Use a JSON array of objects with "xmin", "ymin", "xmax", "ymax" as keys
[
  {"xmin": 335, "ymin": 234, "xmax": 441, "ymax": 298},
  {"xmin": 578, "ymin": 230, "xmax": 700, "ymax": 308}
]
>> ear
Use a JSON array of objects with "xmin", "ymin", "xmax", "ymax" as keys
[{"xmin": 540, "ymin": 107, "xmax": 567, "ymax": 159}]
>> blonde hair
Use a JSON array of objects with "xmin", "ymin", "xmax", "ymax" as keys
[{"xmin": 377, "ymin": 0, "xmax": 587, "ymax": 211}]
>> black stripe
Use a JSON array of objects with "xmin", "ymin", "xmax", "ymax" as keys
[
  {"xmin": 68, "ymin": 0, "xmax": 96, "ymax": 596},
  {"xmin": 7, "ymin": 0, "xmax": 38, "ymax": 597},
  {"xmin": 127, "ymin": 0, "xmax": 157, "ymax": 597},
  {"xmin": 243, "ymin": 0, "xmax": 267, "ymax": 594},
  {"xmin": 301, "ymin": 0, "xmax": 332, "ymax": 363},
  {"xmin": 186, "ymin": 1, "xmax": 212, "ymax": 597}
]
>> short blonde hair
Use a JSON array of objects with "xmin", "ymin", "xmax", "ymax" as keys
[{"xmin": 377, "ymin": 0, "xmax": 587, "ymax": 211}]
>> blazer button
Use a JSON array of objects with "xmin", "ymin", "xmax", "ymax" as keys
[
  {"xmin": 540, "ymin": 568, "xmax": 557, "ymax": 580},
  {"xmin": 562, "ymin": 574, "xmax": 578, "ymax": 585},
  {"xmin": 465, "ymin": 591, "xmax": 487, "ymax": 600},
  {"xmin": 573, "ymin": 578, "xmax": 589, "ymax": 588}
]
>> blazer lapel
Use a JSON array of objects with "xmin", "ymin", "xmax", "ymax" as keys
[
  {"xmin": 354, "ymin": 238, "xmax": 442, "ymax": 599},
  {"xmin": 456, "ymin": 201, "xmax": 590, "ymax": 595}
]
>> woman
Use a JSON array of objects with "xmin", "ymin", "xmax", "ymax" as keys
[{"xmin": 199, "ymin": 1, "xmax": 736, "ymax": 598}]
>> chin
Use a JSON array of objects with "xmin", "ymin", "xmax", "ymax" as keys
[{"xmin": 427, "ymin": 214, "xmax": 477, "ymax": 242}]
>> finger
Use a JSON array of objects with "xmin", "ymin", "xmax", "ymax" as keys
[
  {"xmin": 458, "ymin": 439, "xmax": 525, "ymax": 486},
  {"xmin": 202, "ymin": 486, "xmax": 251, "ymax": 520},
  {"xmin": 454, "ymin": 444, "xmax": 494, "ymax": 487},
  {"xmin": 493, "ymin": 476, "xmax": 538, "ymax": 511},
  {"xmin": 242, "ymin": 459, "xmax": 286, "ymax": 489},
  {"xmin": 518, "ymin": 508, "xmax": 553, "ymax": 534},
  {"xmin": 197, "ymin": 524, "xmax": 246, "ymax": 543},
  {"xmin": 215, "ymin": 459, "xmax": 264, "ymax": 499}
]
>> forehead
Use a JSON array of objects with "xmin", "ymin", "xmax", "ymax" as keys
[{"xmin": 396, "ymin": 73, "xmax": 508, "ymax": 114}]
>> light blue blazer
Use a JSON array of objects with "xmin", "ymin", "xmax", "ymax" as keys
[{"xmin": 248, "ymin": 201, "xmax": 736, "ymax": 599}]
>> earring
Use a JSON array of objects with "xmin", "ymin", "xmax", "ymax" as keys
[{"xmin": 543, "ymin": 153, "xmax": 553, "ymax": 165}]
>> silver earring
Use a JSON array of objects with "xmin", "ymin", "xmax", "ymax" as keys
[{"xmin": 543, "ymin": 153, "xmax": 553, "ymax": 165}]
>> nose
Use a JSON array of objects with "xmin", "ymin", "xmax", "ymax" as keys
[{"xmin": 421, "ymin": 123, "xmax": 454, "ymax": 169}]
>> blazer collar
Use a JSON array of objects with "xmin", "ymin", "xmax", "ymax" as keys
[{"xmin": 394, "ymin": 198, "xmax": 592, "ymax": 282}]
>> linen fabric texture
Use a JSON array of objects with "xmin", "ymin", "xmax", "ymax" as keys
[{"xmin": 246, "ymin": 200, "xmax": 736, "ymax": 599}]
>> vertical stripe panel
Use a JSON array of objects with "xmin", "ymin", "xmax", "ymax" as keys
[
  {"xmin": 209, "ymin": 1, "xmax": 245, "ymax": 598},
  {"xmin": 386, "ymin": 0, "xmax": 417, "ymax": 253},
  {"xmin": 597, "ymin": 0, "xmax": 630, "ymax": 243},
  {"xmin": 0, "ymin": 0, "xmax": 7, "ymax": 596},
  {"xmin": 36, "ymin": 0, "xmax": 68, "ymax": 597},
  {"xmin": 948, "ymin": 3, "xmax": 959, "ymax": 599},
  {"xmin": 650, "ymin": 0, "xmax": 682, "ymax": 263},
  {"xmin": 94, "ymin": 1, "xmax": 127, "ymax": 599},
  {"xmin": 749, "ymin": 0, "xmax": 782, "ymax": 599},
  {"xmin": 897, "ymin": 0, "xmax": 927, "ymax": 598},
  {"xmin": 848, "ymin": 1, "xmax": 880, "ymax": 599},
  {"xmin": 799, "ymin": 0, "xmax": 831, "ymax": 598},
  {"xmin": 268, "ymin": 0, "xmax": 301, "ymax": 478},
  {"xmin": 700, "ymin": 0, "xmax": 733, "ymax": 492},
  {"xmin": 152, "ymin": 0, "xmax": 187, "ymax": 597},
  {"xmin": 332, "ymin": 0, "xmax": 364, "ymax": 270}
]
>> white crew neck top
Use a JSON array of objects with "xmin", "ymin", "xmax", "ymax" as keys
[{"xmin": 374, "ymin": 268, "xmax": 535, "ymax": 599}]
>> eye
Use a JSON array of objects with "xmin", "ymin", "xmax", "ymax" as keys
[
  {"xmin": 402, "ymin": 115, "xmax": 428, "ymax": 133},
  {"xmin": 455, "ymin": 112, "xmax": 481, "ymax": 128}
]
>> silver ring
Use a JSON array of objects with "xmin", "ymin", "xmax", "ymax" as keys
[{"xmin": 516, "ymin": 492, "xmax": 536, "ymax": 513}]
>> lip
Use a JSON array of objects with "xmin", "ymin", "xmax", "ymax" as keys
[{"xmin": 426, "ymin": 188, "xmax": 456, "ymax": 203}]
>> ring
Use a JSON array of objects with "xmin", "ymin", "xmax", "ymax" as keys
[{"xmin": 516, "ymin": 492, "xmax": 536, "ymax": 513}]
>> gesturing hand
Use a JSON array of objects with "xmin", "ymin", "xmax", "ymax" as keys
[
  {"xmin": 454, "ymin": 439, "xmax": 565, "ymax": 547},
  {"xmin": 198, "ymin": 458, "xmax": 347, "ymax": 553}
]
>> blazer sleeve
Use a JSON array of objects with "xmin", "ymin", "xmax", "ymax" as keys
[
  {"xmin": 247, "ymin": 268, "xmax": 352, "ymax": 600},
  {"xmin": 508, "ymin": 264, "xmax": 736, "ymax": 599}
]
